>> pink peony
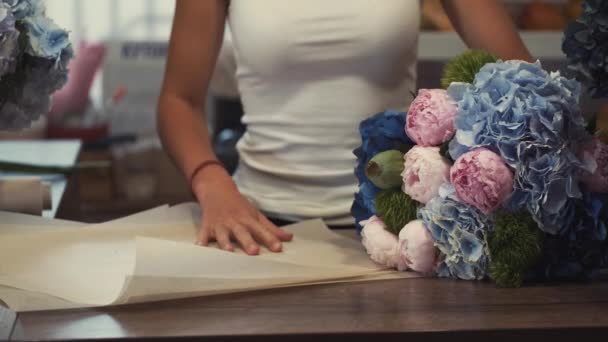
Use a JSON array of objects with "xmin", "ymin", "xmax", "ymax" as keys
[
  {"xmin": 397, "ymin": 220, "xmax": 437, "ymax": 274},
  {"xmin": 579, "ymin": 138, "xmax": 608, "ymax": 193},
  {"xmin": 405, "ymin": 89, "xmax": 458, "ymax": 146},
  {"xmin": 402, "ymin": 146, "xmax": 451, "ymax": 204},
  {"xmin": 450, "ymin": 148, "xmax": 514, "ymax": 214},
  {"xmin": 360, "ymin": 216, "xmax": 400, "ymax": 268}
]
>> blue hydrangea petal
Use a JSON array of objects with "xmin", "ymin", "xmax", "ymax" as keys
[
  {"xmin": 351, "ymin": 110, "xmax": 413, "ymax": 225},
  {"xmin": 418, "ymin": 186, "xmax": 493, "ymax": 280},
  {"xmin": 449, "ymin": 60, "xmax": 589, "ymax": 235},
  {"xmin": 562, "ymin": 0, "xmax": 608, "ymax": 98}
]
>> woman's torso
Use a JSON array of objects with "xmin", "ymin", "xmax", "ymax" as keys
[{"xmin": 227, "ymin": 0, "xmax": 420, "ymax": 225}]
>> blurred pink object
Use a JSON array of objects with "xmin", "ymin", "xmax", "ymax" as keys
[
  {"xmin": 450, "ymin": 148, "xmax": 514, "ymax": 214},
  {"xmin": 112, "ymin": 86, "xmax": 128, "ymax": 105},
  {"xmin": 49, "ymin": 41, "xmax": 107, "ymax": 121},
  {"xmin": 405, "ymin": 89, "xmax": 457, "ymax": 146},
  {"xmin": 397, "ymin": 220, "xmax": 437, "ymax": 274},
  {"xmin": 401, "ymin": 145, "xmax": 451, "ymax": 203},
  {"xmin": 360, "ymin": 216, "xmax": 400, "ymax": 269},
  {"xmin": 579, "ymin": 137, "xmax": 608, "ymax": 193}
]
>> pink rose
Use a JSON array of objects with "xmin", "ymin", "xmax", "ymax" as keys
[
  {"xmin": 360, "ymin": 216, "xmax": 400, "ymax": 268},
  {"xmin": 402, "ymin": 146, "xmax": 451, "ymax": 204},
  {"xmin": 405, "ymin": 89, "xmax": 458, "ymax": 146},
  {"xmin": 579, "ymin": 138, "xmax": 608, "ymax": 193},
  {"xmin": 450, "ymin": 148, "xmax": 514, "ymax": 214},
  {"xmin": 397, "ymin": 220, "xmax": 437, "ymax": 274}
]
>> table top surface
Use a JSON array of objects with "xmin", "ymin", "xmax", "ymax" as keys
[
  {"xmin": 4, "ymin": 276, "xmax": 608, "ymax": 341},
  {"xmin": 3, "ymin": 144, "xmax": 608, "ymax": 341}
]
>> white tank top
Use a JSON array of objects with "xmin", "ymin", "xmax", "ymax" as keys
[{"xmin": 228, "ymin": 0, "xmax": 420, "ymax": 225}]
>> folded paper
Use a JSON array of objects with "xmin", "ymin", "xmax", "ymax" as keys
[{"xmin": 0, "ymin": 203, "xmax": 419, "ymax": 312}]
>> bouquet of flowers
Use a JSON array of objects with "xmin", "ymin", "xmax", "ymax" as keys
[
  {"xmin": 0, "ymin": 0, "xmax": 73, "ymax": 131},
  {"xmin": 562, "ymin": 0, "xmax": 608, "ymax": 98},
  {"xmin": 352, "ymin": 48, "xmax": 608, "ymax": 287}
]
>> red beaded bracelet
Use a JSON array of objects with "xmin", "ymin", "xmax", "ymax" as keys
[{"xmin": 189, "ymin": 160, "xmax": 225, "ymax": 191}]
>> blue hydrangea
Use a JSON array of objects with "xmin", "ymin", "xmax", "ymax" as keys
[
  {"xmin": 23, "ymin": 14, "xmax": 71, "ymax": 62},
  {"xmin": 354, "ymin": 109, "xmax": 413, "ymax": 160},
  {"xmin": 537, "ymin": 192, "xmax": 608, "ymax": 280},
  {"xmin": 562, "ymin": 0, "xmax": 608, "ymax": 98},
  {"xmin": 17, "ymin": 48, "xmax": 72, "ymax": 121},
  {"xmin": 507, "ymin": 147, "xmax": 581, "ymax": 235},
  {"xmin": 0, "ymin": 3, "xmax": 20, "ymax": 78},
  {"xmin": 418, "ymin": 184, "xmax": 493, "ymax": 280},
  {"xmin": 352, "ymin": 110, "xmax": 413, "ymax": 230},
  {"xmin": 0, "ymin": 0, "xmax": 72, "ymax": 130},
  {"xmin": 351, "ymin": 190, "xmax": 373, "ymax": 232},
  {"xmin": 27, "ymin": 42, "xmax": 73, "ymax": 92},
  {"xmin": 570, "ymin": 192, "xmax": 608, "ymax": 242},
  {"xmin": 1, "ymin": 0, "xmax": 43, "ymax": 20},
  {"xmin": 447, "ymin": 60, "xmax": 589, "ymax": 235}
]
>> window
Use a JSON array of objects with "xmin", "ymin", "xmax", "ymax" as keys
[
  {"xmin": 44, "ymin": 0, "xmax": 175, "ymax": 42},
  {"xmin": 42, "ymin": 0, "xmax": 178, "ymax": 124}
]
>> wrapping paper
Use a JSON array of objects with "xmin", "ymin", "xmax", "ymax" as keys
[
  {"xmin": 0, "ymin": 178, "xmax": 51, "ymax": 216},
  {"xmin": 0, "ymin": 204, "xmax": 419, "ymax": 312}
]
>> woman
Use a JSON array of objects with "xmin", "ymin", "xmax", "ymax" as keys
[{"xmin": 157, "ymin": 0, "xmax": 532, "ymax": 256}]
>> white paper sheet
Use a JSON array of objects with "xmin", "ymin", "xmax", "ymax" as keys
[
  {"xmin": 0, "ymin": 203, "xmax": 420, "ymax": 312},
  {"xmin": 0, "ymin": 204, "xmax": 170, "ymax": 234},
  {"xmin": 0, "ymin": 221, "xmax": 373, "ymax": 305}
]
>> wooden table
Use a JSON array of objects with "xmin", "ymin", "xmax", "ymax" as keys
[
  {"xmin": 2, "ymin": 277, "xmax": 608, "ymax": 341},
  {"xmin": 3, "ymin": 148, "xmax": 608, "ymax": 341}
]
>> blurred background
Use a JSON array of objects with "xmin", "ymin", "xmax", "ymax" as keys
[{"xmin": 1, "ymin": 0, "xmax": 606, "ymax": 221}]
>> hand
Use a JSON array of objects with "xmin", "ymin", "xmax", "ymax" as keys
[{"xmin": 193, "ymin": 167, "xmax": 293, "ymax": 255}]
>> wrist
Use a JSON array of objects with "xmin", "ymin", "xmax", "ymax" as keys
[{"xmin": 191, "ymin": 163, "xmax": 236, "ymax": 202}]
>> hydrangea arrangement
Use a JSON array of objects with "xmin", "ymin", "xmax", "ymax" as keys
[
  {"xmin": 562, "ymin": 0, "xmax": 608, "ymax": 98},
  {"xmin": 352, "ymin": 50, "xmax": 608, "ymax": 287},
  {"xmin": 0, "ymin": 0, "xmax": 73, "ymax": 130}
]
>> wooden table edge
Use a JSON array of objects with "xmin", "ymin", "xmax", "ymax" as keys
[{"xmin": 26, "ymin": 327, "xmax": 608, "ymax": 342}]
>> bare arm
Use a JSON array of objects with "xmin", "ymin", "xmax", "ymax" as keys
[
  {"xmin": 441, "ymin": 0, "xmax": 533, "ymax": 61},
  {"xmin": 157, "ymin": 0, "xmax": 292, "ymax": 254},
  {"xmin": 157, "ymin": 0, "xmax": 229, "ymax": 195}
]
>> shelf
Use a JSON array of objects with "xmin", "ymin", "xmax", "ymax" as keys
[{"xmin": 419, "ymin": 31, "xmax": 565, "ymax": 61}]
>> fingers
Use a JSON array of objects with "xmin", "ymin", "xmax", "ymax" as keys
[
  {"xmin": 259, "ymin": 214, "xmax": 293, "ymax": 242},
  {"xmin": 246, "ymin": 219, "xmax": 283, "ymax": 253},
  {"xmin": 195, "ymin": 212, "xmax": 292, "ymax": 255},
  {"xmin": 196, "ymin": 219, "xmax": 210, "ymax": 246},
  {"xmin": 231, "ymin": 224, "xmax": 260, "ymax": 256},
  {"xmin": 197, "ymin": 219, "xmax": 261, "ymax": 255},
  {"xmin": 215, "ymin": 227, "xmax": 234, "ymax": 252}
]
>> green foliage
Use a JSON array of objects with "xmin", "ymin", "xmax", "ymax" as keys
[
  {"xmin": 441, "ymin": 50, "xmax": 499, "ymax": 89},
  {"xmin": 490, "ymin": 261, "xmax": 526, "ymax": 288},
  {"xmin": 375, "ymin": 189, "xmax": 418, "ymax": 235},
  {"xmin": 398, "ymin": 143, "xmax": 414, "ymax": 155},
  {"xmin": 488, "ymin": 211, "xmax": 543, "ymax": 288}
]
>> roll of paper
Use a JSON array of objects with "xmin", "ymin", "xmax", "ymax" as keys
[
  {"xmin": 0, "ymin": 178, "xmax": 52, "ymax": 216},
  {"xmin": 42, "ymin": 183, "xmax": 52, "ymax": 210}
]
